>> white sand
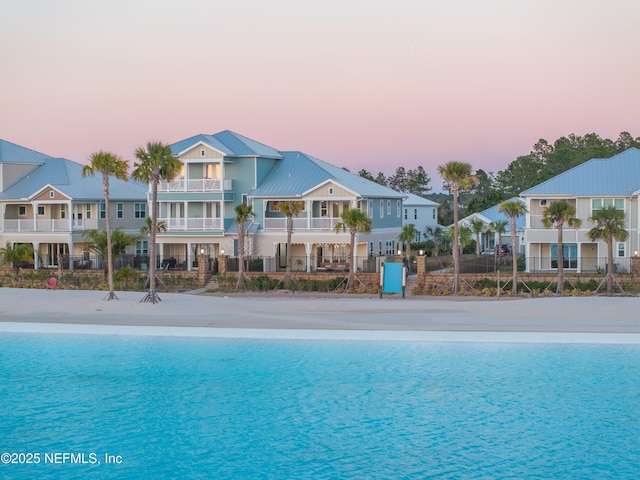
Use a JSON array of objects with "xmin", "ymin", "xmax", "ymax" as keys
[{"xmin": 0, "ymin": 288, "xmax": 639, "ymax": 343}]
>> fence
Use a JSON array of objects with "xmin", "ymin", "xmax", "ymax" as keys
[{"xmin": 527, "ymin": 257, "xmax": 632, "ymax": 274}]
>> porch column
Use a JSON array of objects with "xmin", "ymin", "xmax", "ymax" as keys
[
  {"xmin": 33, "ymin": 242, "xmax": 39, "ymax": 270},
  {"xmin": 306, "ymin": 200, "xmax": 311, "ymax": 230},
  {"xmin": 183, "ymin": 201, "xmax": 188, "ymax": 230},
  {"xmin": 187, "ymin": 242, "xmax": 192, "ymax": 271},
  {"xmin": 69, "ymin": 241, "xmax": 74, "ymax": 270},
  {"xmin": 33, "ymin": 203, "xmax": 39, "ymax": 231},
  {"xmin": 305, "ymin": 243, "xmax": 312, "ymax": 272}
]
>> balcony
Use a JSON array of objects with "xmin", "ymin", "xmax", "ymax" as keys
[
  {"xmin": 158, "ymin": 178, "xmax": 232, "ymax": 192},
  {"xmin": 4, "ymin": 218, "xmax": 71, "ymax": 232},
  {"xmin": 160, "ymin": 217, "xmax": 222, "ymax": 231},
  {"xmin": 264, "ymin": 217, "xmax": 342, "ymax": 231}
]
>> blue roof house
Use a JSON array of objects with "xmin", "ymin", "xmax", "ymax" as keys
[
  {"xmin": 520, "ymin": 147, "xmax": 640, "ymax": 273},
  {"xmin": 0, "ymin": 140, "xmax": 148, "ymax": 270},
  {"xmin": 402, "ymin": 192, "xmax": 440, "ymax": 243},
  {"xmin": 459, "ymin": 197, "xmax": 527, "ymax": 254},
  {"xmin": 157, "ymin": 131, "xmax": 405, "ymax": 272}
]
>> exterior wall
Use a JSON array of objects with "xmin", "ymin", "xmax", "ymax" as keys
[
  {"xmin": 306, "ymin": 182, "xmax": 353, "ymax": 198},
  {"xmin": 403, "ymin": 204, "xmax": 438, "ymax": 241},
  {"xmin": 180, "ymin": 144, "xmax": 224, "ymax": 160},
  {"xmin": 256, "ymin": 157, "xmax": 279, "ymax": 186},
  {"xmin": 370, "ymin": 198, "xmax": 403, "ymax": 229}
]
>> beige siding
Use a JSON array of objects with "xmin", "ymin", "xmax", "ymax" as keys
[
  {"xmin": 305, "ymin": 182, "xmax": 353, "ymax": 199},
  {"xmin": 33, "ymin": 187, "xmax": 70, "ymax": 202},
  {"xmin": 180, "ymin": 145, "xmax": 224, "ymax": 160}
]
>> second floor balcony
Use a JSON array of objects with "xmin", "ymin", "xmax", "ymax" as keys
[
  {"xmin": 160, "ymin": 217, "xmax": 223, "ymax": 231},
  {"xmin": 158, "ymin": 178, "xmax": 232, "ymax": 193},
  {"xmin": 264, "ymin": 216, "xmax": 343, "ymax": 231},
  {"xmin": 3, "ymin": 218, "xmax": 101, "ymax": 232}
]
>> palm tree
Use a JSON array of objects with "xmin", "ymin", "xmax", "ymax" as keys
[
  {"xmin": 334, "ymin": 207, "xmax": 372, "ymax": 291},
  {"xmin": 458, "ymin": 225, "xmax": 472, "ymax": 254},
  {"xmin": 278, "ymin": 200, "xmax": 303, "ymax": 290},
  {"xmin": 437, "ymin": 161, "xmax": 477, "ymax": 293},
  {"xmin": 398, "ymin": 223, "xmax": 418, "ymax": 270},
  {"xmin": 235, "ymin": 203, "xmax": 254, "ymax": 290},
  {"xmin": 425, "ymin": 224, "xmax": 444, "ymax": 258},
  {"xmin": 84, "ymin": 228, "xmax": 138, "ymax": 276},
  {"xmin": 541, "ymin": 200, "xmax": 582, "ymax": 294},
  {"xmin": 140, "ymin": 217, "xmax": 167, "ymax": 237},
  {"xmin": 0, "ymin": 242, "xmax": 34, "ymax": 281},
  {"xmin": 82, "ymin": 151, "xmax": 129, "ymax": 300},
  {"xmin": 469, "ymin": 218, "xmax": 485, "ymax": 257},
  {"xmin": 490, "ymin": 219, "xmax": 508, "ymax": 266},
  {"xmin": 587, "ymin": 205, "xmax": 627, "ymax": 295},
  {"xmin": 498, "ymin": 200, "xmax": 528, "ymax": 295},
  {"xmin": 132, "ymin": 142, "xmax": 182, "ymax": 303}
]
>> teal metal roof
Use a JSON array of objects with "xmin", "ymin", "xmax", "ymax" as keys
[
  {"xmin": 0, "ymin": 139, "xmax": 51, "ymax": 164},
  {"xmin": 403, "ymin": 192, "xmax": 439, "ymax": 207},
  {"xmin": 250, "ymin": 151, "xmax": 404, "ymax": 199},
  {"xmin": 482, "ymin": 197, "xmax": 526, "ymax": 229},
  {"xmin": 521, "ymin": 147, "xmax": 640, "ymax": 197},
  {"xmin": 0, "ymin": 156, "xmax": 147, "ymax": 201},
  {"xmin": 171, "ymin": 130, "xmax": 282, "ymax": 159}
]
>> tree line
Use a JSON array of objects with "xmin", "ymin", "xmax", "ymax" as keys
[{"xmin": 357, "ymin": 131, "xmax": 640, "ymax": 225}]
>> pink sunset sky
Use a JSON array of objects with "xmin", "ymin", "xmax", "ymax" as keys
[{"xmin": 1, "ymin": 0, "xmax": 639, "ymax": 191}]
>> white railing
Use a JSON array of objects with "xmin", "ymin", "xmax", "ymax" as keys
[
  {"xmin": 264, "ymin": 217, "xmax": 341, "ymax": 230},
  {"xmin": 71, "ymin": 218, "xmax": 99, "ymax": 230},
  {"xmin": 4, "ymin": 218, "xmax": 72, "ymax": 232},
  {"xmin": 159, "ymin": 178, "xmax": 231, "ymax": 192},
  {"xmin": 160, "ymin": 217, "xmax": 222, "ymax": 231}
]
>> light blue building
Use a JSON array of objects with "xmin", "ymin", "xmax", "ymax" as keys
[{"xmin": 157, "ymin": 131, "xmax": 405, "ymax": 271}]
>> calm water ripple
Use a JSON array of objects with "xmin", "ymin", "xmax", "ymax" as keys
[{"xmin": 1, "ymin": 334, "xmax": 639, "ymax": 479}]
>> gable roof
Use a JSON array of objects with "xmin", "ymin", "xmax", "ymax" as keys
[
  {"xmin": 171, "ymin": 130, "xmax": 282, "ymax": 159},
  {"xmin": 402, "ymin": 192, "xmax": 439, "ymax": 207},
  {"xmin": 521, "ymin": 147, "xmax": 640, "ymax": 197},
  {"xmin": 461, "ymin": 197, "xmax": 526, "ymax": 230},
  {"xmin": 0, "ymin": 139, "xmax": 51, "ymax": 164},
  {"xmin": 249, "ymin": 151, "xmax": 403, "ymax": 199},
  {"xmin": 0, "ymin": 156, "xmax": 147, "ymax": 201}
]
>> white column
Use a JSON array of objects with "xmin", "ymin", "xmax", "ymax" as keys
[
  {"xmin": 305, "ymin": 243, "xmax": 312, "ymax": 272},
  {"xmin": 187, "ymin": 242, "xmax": 192, "ymax": 271},
  {"xmin": 33, "ymin": 242, "xmax": 39, "ymax": 270},
  {"xmin": 184, "ymin": 201, "xmax": 188, "ymax": 230}
]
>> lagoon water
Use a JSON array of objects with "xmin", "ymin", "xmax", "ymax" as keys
[{"xmin": 1, "ymin": 333, "xmax": 640, "ymax": 479}]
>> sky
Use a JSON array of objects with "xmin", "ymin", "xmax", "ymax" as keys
[{"xmin": 1, "ymin": 0, "xmax": 639, "ymax": 191}]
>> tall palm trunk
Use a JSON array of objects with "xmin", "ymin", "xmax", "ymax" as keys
[
  {"xmin": 148, "ymin": 175, "xmax": 158, "ymax": 300},
  {"xmin": 556, "ymin": 226, "xmax": 564, "ymax": 294},
  {"xmin": 510, "ymin": 220, "xmax": 518, "ymax": 295},
  {"xmin": 606, "ymin": 237, "xmax": 614, "ymax": 295},
  {"xmin": 236, "ymin": 221, "xmax": 247, "ymax": 289},
  {"xmin": 348, "ymin": 226, "xmax": 357, "ymax": 290},
  {"xmin": 452, "ymin": 186, "xmax": 460, "ymax": 294},
  {"xmin": 103, "ymin": 176, "xmax": 116, "ymax": 300}
]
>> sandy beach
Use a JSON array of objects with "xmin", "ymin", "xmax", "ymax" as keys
[{"xmin": 0, "ymin": 288, "xmax": 639, "ymax": 343}]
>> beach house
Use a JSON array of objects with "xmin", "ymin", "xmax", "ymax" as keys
[
  {"xmin": 401, "ymin": 192, "xmax": 439, "ymax": 243},
  {"xmin": 0, "ymin": 139, "xmax": 148, "ymax": 270},
  {"xmin": 520, "ymin": 147, "xmax": 640, "ymax": 273},
  {"xmin": 155, "ymin": 131, "xmax": 405, "ymax": 272}
]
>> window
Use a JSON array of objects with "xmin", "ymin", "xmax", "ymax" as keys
[
  {"xmin": 387, "ymin": 200, "xmax": 391, "ymax": 215},
  {"xmin": 60, "ymin": 204, "xmax": 66, "ymax": 219},
  {"xmin": 328, "ymin": 187, "xmax": 334, "ymax": 195},
  {"xmin": 49, "ymin": 191, "xmax": 54, "ymax": 198},
  {"xmin": 592, "ymin": 198, "xmax": 624, "ymax": 214},
  {"xmin": 136, "ymin": 240, "xmax": 149, "ymax": 256},
  {"xmin": 404, "ymin": 208, "xmax": 408, "ymax": 220},
  {"xmin": 200, "ymin": 149, "xmax": 206, "ymax": 157},
  {"xmin": 551, "ymin": 243, "xmax": 578, "ymax": 269},
  {"xmin": 368, "ymin": 199, "xmax": 373, "ymax": 218},
  {"xmin": 18, "ymin": 205, "xmax": 26, "ymax": 216},
  {"xmin": 617, "ymin": 242, "xmax": 626, "ymax": 257},
  {"xmin": 397, "ymin": 200, "xmax": 401, "ymax": 218},
  {"xmin": 117, "ymin": 203, "xmax": 124, "ymax": 219},
  {"xmin": 38, "ymin": 206, "xmax": 45, "ymax": 215},
  {"xmin": 134, "ymin": 203, "xmax": 146, "ymax": 219},
  {"xmin": 241, "ymin": 194, "xmax": 248, "ymax": 206},
  {"xmin": 380, "ymin": 200, "xmax": 384, "ymax": 218},
  {"xmin": 86, "ymin": 204, "xmax": 91, "ymax": 220},
  {"xmin": 432, "ymin": 208, "xmax": 436, "ymax": 220},
  {"xmin": 414, "ymin": 208, "xmax": 417, "ymax": 220},
  {"xmin": 99, "ymin": 203, "xmax": 106, "ymax": 219}
]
